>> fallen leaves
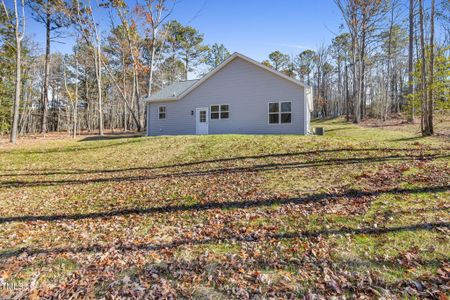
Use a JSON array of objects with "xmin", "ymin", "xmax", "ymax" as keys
[{"xmin": 0, "ymin": 131, "xmax": 449, "ymax": 299}]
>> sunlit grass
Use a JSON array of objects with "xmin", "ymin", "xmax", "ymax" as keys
[{"xmin": 0, "ymin": 118, "xmax": 448, "ymax": 297}]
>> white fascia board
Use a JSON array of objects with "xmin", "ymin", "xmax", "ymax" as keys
[{"xmin": 143, "ymin": 97, "xmax": 178, "ymax": 103}]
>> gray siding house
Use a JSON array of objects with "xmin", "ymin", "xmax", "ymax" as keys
[{"xmin": 145, "ymin": 53, "xmax": 313, "ymax": 136}]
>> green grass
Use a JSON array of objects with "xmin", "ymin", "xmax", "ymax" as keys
[{"xmin": 0, "ymin": 118, "xmax": 449, "ymax": 298}]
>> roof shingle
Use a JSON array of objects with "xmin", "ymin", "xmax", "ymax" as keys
[{"xmin": 146, "ymin": 80, "xmax": 199, "ymax": 102}]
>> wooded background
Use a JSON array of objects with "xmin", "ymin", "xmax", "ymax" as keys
[{"xmin": 1, "ymin": 0, "xmax": 449, "ymax": 143}]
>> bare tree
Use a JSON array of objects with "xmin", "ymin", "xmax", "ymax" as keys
[
  {"xmin": 73, "ymin": 50, "xmax": 78, "ymax": 136},
  {"xmin": 63, "ymin": 51, "xmax": 79, "ymax": 138},
  {"xmin": 407, "ymin": 0, "xmax": 415, "ymax": 123},
  {"xmin": 10, "ymin": 0, "xmax": 25, "ymax": 143},
  {"xmin": 136, "ymin": 0, "xmax": 174, "ymax": 96},
  {"xmin": 425, "ymin": 0, "xmax": 435, "ymax": 135},
  {"xmin": 418, "ymin": 0, "xmax": 427, "ymax": 134},
  {"xmin": 335, "ymin": 0, "xmax": 384, "ymax": 123},
  {"xmin": 74, "ymin": 0, "xmax": 104, "ymax": 135},
  {"xmin": 28, "ymin": 0, "xmax": 73, "ymax": 133},
  {"xmin": 113, "ymin": 2, "xmax": 144, "ymax": 131}
]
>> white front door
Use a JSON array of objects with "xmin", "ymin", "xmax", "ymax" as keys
[{"xmin": 196, "ymin": 107, "xmax": 209, "ymax": 135}]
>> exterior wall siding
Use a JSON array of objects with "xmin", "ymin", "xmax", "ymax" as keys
[{"xmin": 147, "ymin": 57, "xmax": 305, "ymax": 136}]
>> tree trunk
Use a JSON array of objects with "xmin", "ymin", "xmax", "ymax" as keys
[
  {"xmin": 85, "ymin": 69, "xmax": 91, "ymax": 133},
  {"xmin": 426, "ymin": 0, "xmax": 435, "ymax": 135},
  {"xmin": 122, "ymin": 52, "xmax": 128, "ymax": 131},
  {"xmin": 407, "ymin": 0, "xmax": 415, "ymax": 123},
  {"xmin": 317, "ymin": 66, "xmax": 320, "ymax": 118},
  {"xmin": 337, "ymin": 60, "xmax": 342, "ymax": 117},
  {"xmin": 132, "ymin": 67, "xmax": 142, "ymax": 131},
  {"xmin": 185, "ymin": 55, "xmax": 189, "ymax": 80},
  {"xmin": 418, "ymin": 0, "xmax": 428, "ymax": 136},
  {"xmin": 358, "ymin": 14, "xmax": 367, "ymax": 122},
  {"xmin": 384, "ymin": 3, "xmax": 395, "ymax": 121},
  {"xmin": 147, "ymin": 30, "xmax": 156, "ymax": 96},
  {"xmin": 73, "ymin": 56, "xmax": 79, "ymax": 138},
  {"xmin": 352, "ymin": 35, "xmax": 359, "ymax": 123},
  {"xmin": 10, "ymin": 0, "xmax": 23, "ymax": 144},
  {"xmin": 95, "ymin": 42, "xmax": 104, "ymax": 135},
  {"xmin": 345, "ymin": 63, "xmax": 349, "ymax": 122},
  {"xmin": 40, "ymin": 9, "xmax": 51, "ymax": 133}
]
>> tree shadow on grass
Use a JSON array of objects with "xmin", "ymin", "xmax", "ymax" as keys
[
  {"xmin": 1, "ymin": 138, "xmax": 145, "ymax": 155},
  {"xmin": 2, "ymin": 147, "xmax": 448, "ymax": 178},
  {"xmin": 83, "ymin": 249, "xmax": 449, "ymax": 297},
  {"xmin": 1, "ymin": 185, "xmax": 448, "ymax": 260},
  {"xmin": 0, "ymin": 220, "xmax": 448, "ymax": 260},
  {"xmin": 0, "ymin": 185, "xmax": 447, "ymax": 224},
  {"xmin": 79, "ymin": 133, "xmax": 144, "ymax": 142},
  {"xmin": 0, "ymin": 153, "xmax": 448, "ymax": 187},
  {"xmin": 336, "ymin": 257, "xmax": 449, "ymax": 274},
  {"xmin": 322, "ymin": 127, "xmax": 348, "ymax": 132},
  {"xmin": 385, "ymin": 206, "xmax": 450, "ymax": 217},
  {"xmin": 390, "ymin": 136, "xmax": 426, "ymax": 142}
]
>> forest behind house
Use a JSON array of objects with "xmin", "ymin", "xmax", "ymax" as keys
[{"xmin": 0, "ymin": 0, "xmax": 449, "ymax": 143}]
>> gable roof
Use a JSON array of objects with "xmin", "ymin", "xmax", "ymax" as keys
[
  {"xmin": 144, "ymin": 52, "xmax": 311, "ymax": 103},
  {"xmin": 145, "ymin": 80, "xmax": 199, "ymax": 102}
]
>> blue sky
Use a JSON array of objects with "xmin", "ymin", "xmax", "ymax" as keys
[{"xmin": 25, "ymin": 0, "xmax": 344, "ymax": 61}]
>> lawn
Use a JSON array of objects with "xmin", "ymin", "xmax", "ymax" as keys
[{"xmin": 0, "ymin": 119, "xmax": 449, "ymax": 298}]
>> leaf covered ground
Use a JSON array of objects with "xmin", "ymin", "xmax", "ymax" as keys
[{"xmin": 0, "ymin": 119, "xmax": 449, "ymax": 299}]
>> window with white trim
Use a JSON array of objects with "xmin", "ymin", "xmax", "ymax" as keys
[
  {"xmin": 211, "ymin": 104, "xmax": 229, "ymax": 119},
  {"xmin": 158, "ymin": 106, "xmax": 166, "ymax": 120},
  {"xmin": 268, "ymin": 101, "xmax": 291, "ymax": 124},
  {"xmin": 199, "ymin": 110, "xmax": 207, "ymax": 122}
]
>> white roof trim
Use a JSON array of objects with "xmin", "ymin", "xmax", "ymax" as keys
[
  {"xmin": 145, "ymin": 97, "xmax": 178, "ymax": 103},
  {"xmin": 144, "ymin": 52, "xmax": 310, "ymax": 103}
]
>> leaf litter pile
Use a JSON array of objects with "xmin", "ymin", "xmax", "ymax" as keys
[{"xmin": 0, "ymin": 121, "xmax": 449, "ymax": 299}]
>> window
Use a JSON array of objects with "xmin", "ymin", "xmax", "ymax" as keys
[
  {"xmin": 220, "ymin": 105, "xmax": 229, "ymax": 119},
  {"xmin": 211, "ymin": 105, "xmax": 219, "ymax": 119},
  {"xmin": 268, "ymin": 103, "xmax": 279, "ymax": 124},
  {"xmin": 200, "ymin": 111, "xmax": 206, "ymax": 123},
  {"xmin": 268, "ymin": 101, "xmax": 292, "ymax": 124},
  {"xmin": 158, "ymin": 106, "xmax": 166, "ymax": 120},
  {"xmin": 280, "ymin": 102, "xmax": 292, "ymax": 123},
  {"xmin": 210, "ymin": 104, "xmax": 229, "ymax": 120}
]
